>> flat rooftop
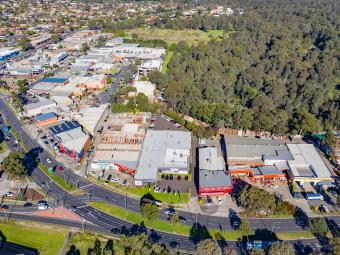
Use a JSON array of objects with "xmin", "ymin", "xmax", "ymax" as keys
[
  {"xmin": 199, "ymin": 170, "xmax": 231, "ymax": 188},
  {"xmin": 287, "ymin": 144, "xmax": 332, "ymax": 178},
  {"xmin": 135, "ymin": 130, "xmax": 191, "ymax": 182},
  {"xmin": 225, "ymin": 136, "xmax": 291, "ymax": 162}
]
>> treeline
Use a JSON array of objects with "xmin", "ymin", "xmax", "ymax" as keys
[{"xmin": 148, "ymin": 0, "xmax": 339, "ymax": 135}]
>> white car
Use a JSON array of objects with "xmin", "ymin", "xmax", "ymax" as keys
[
  {"xmin": 5, "ymin": 191, "xmax": 14, "ymax": 197},
  {"xmin": 154, "ymin": 186, "xmax": 161, "ymax": 193},
  {"xmin": 38, "ymin": 204, "xmax": 48, "ymax": 210},
  {"xmin": 46, "ymin": 158, "xmax": 52, "ymax": 163},
  {"xmin": 217, "ymin": 197, "xmax": 223, "ymax": 204},
  {"xmin": 90, "ymin": 171, "xmax": 96, "ymax": 176},
  {"xmin": 111, "ymin": 177, "xmax": 119, "ymax": 183}
]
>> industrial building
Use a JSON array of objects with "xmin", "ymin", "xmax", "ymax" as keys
[
  {"xmin": 34, "ymin": 112, "xmax": 58, "ymax": 127},
  {"xmin": 48, "ymin": 121, "xmax": 90, "ymax": 161},
  {"xmin": 139, "ymin": 58, "xmax": 163, "ymax": 74},
  {"xmin": 134, "ymin": 130, "xmax": 191, "ymax": 186},
  {"xmin": 111, "ymin": 44, "xmax": 165, "ymax": 60},
  {"xmin": 30, "ymin": 77, "xmax": 69, "ymax": 95},
  {"xmin": 0, "ymin": 47, "xmax": 19, "ymax": 61},
  {"xmin": 73, "ymin": 104, "xmax": 109, "ymax": 135},
  {"xmin": 23, "ymin": 99, "xmax": 57, "ymax": 117},
  {"xmin": 286, "ymin": 144, "xmax": 333, "ymax": 185},
  {"xmin": 91, "ymin": 113, "xmax": 150, "ymax": 174},
  {"xmin": 225, "ymin": 136, "xmax": 292, "ymax": 167},
  {"xmin": 199, "ymin": 147, "xmax": 232, "ymax": 197}
]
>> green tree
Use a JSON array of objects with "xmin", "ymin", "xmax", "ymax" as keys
[
  {"xmin": 196, "ymin": 239, "xmax": 222, "ymax": 255},
  {"xmin": 87, "ymin": 239, "xmax": 101, "ymax": 255},
  {"xmin": 268, "ymin": 242, "xmax": 294, "ymax": 255},
  {"xmin": 81, "ymin": 43, "xmax": 90, "ymax": 53},
  {"xmin": 308, "ymin": 217, "xmax": 328, "ymax": 237},
  {"xmin": 140, "ymin": 202, "xmax": 159, "ymax": 224},
  {"xmin": 2, "ymin": 152, "xmax": 26, "ymax": 178},
  {"xmin": 239, "ymin": 219, "xmax": 251, "ymax": 236},
  {"xmin": 324, "ymin": 130, "xmax": 336, "ymax": 147},
  {"xmin": 169, "ymin": 212, "xmax": 179, "ymax": 229},
  {"xmin": 136, "ymin": 93, "xmax": 149, "ymax": 112},
  {"xmin": 102, "ymin": 239, "xmax": 113, "ymax": 255},
  {"xmin": 330, "ymin": 237, "xmax": 340, "ymax": 255},
  {"xmin": 18, "ymin": 37, "xmax": 32, "ymax": 51},
  {"xmin": 238, "ymin": 185, "xmax": 276, "ymax": 215}
]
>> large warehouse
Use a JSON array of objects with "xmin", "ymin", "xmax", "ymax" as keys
[
  {"xmin": 134, "ymin": 130, "xmax": 191, "ymax": 186},
  {"xmin": 0, "ymin": 47, "xmax": 19, "ymax": 61}
]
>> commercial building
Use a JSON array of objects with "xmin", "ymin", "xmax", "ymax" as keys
[
  {"xmin": 34, "ymin": 112, "xmax": 58, "ymax": 126},
  {"xmin": 0, "ymin": 47, "xmax": 19, "ymax": 61},
  {"xmin": 30, "ymin": 77, "xmax": 69, "ymax": 95},
  {"xmin": 225, "ymin": 136, "xmax": 292, "ymax": 167},
  {"xmin": 199, "ymin": 147, "xmax": 232, "ymax": 197},
  {"xmin": 73, "ymin": 104, "xmax": 109, "ymax": 135},
  {"xmin": 135, "ymin": 130, "xmax": 191, "ymax": 185},
  {"xmin": 29, "ymin": 34, "xmax": 51, "ymax": 48},
  {"xmin": 111, "ymin": 44, "xmax": 165, "ymax": 60},
  {"xmin": 139, "ymin": 58, "xmax": 163, "ymax": 75},
  {"xmin": 91, "ymin": 113, "xmax": 150, "ymax": 175},
  {"xmin": 49, "ymin": 121, "xmax": 90, "ymax": 161},
  {"xmin": 23, "ymin": 99, "xmax": 57, "ymax": 117},
  {"xmin": 49, "ymin": 52, "xmax": 68, "ymax": 66},
  {"xmin": 286, "ymin": 144, "xmax": 333, "ymax": 185}
]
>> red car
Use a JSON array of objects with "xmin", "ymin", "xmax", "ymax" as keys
[{"xmin": 56, "ymin": 166, "xmax": 64, "ymax": 172}]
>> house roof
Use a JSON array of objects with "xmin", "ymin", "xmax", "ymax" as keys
[{"xmin": 251, "ymin": 165, "xmax": 283, "ymax": 176}]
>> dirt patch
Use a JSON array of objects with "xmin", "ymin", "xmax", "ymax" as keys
[{"xmin": 32, "ymin": 207, "xmax": 82, "ymax": 222}]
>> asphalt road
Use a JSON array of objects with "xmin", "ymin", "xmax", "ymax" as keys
[{"xmin": 0, "ymin": 95, "xmax": 339, "ymax": 252}]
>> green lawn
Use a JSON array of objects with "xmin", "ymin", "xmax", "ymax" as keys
[
  {"xmin": 39, "ymin": 163, "xmax": 76, "ymax": 192},
  {"xmin": 162, "ymin": 50, "xmax": 174, "ymax": 74},
  {"xmin": 126, "ymin": 28, "xmax": 225, "ymax": 45},
  {"xmin": 0, "ymin": 140, "xmax": 8, "ymax": 154},
  {"xmin": 0, "ymin": 221, "xmax": 67, "ymax": 255},
  {"xmin": 276, "ymin": 231, "xmax": 314, "ymax": 240}
]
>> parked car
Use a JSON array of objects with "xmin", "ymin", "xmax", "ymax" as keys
[
  {"xmin": 319, "ymin": 205, "xmax": 330, "ymax": 213},
  {"xmin": 24, "ymin": 202, "xmax": 33, "ymax": 207},
  {"xmin": 37, "ymin": 200, "xmax": 48, "ymax": 206},
  {"xmin": 46, "ymin": 158, "xmax": 52, "ymax": 164},
  {"xmin": 0, "ymin": 205, "xmax": 9, "ymax": 210},
  {"xmin": 164, "ymin": 208, "xmax": 176, "ymax": 215},
  {"xmin": 56, "ymin": 166, "xmax": 64, "ymax": 172},
  {"xmin": 217, "ymin": 197, "xmax": 223, "ymax": 205},
  {"xmin": 111, "ymin": 177, "xmax": 119, "ymax": 183},
  {"xmin": 4, "ymin": 191, "xmax": 14, "ymax": 197},
  {"xmin": 38, "ymin": 204, "xmax": 48, "ymax": 210},
  {"xmin": 154, "ymin": 186, "xmax": 161, "ymax": 193}
]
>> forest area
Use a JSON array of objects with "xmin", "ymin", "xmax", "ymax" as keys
[{"xmin": 147, "ymin": 0, "xmax": 340, "ymax": 135}]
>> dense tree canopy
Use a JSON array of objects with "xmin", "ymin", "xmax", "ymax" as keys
[
  {"xmin": 2, "ymin": 152, "xmax": 26, "ymax": 178},
  {"xmin": 148, "ymin": 0, "xmax": 340, "ymax": 135}
]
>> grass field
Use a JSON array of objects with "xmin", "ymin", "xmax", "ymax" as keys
[
  {"xmin": 0, "ymin": 221, "xmax": 67, "ymax": 255},
  {"xmin": 0, "ymin": 140, "xmax": 8, "ymax": 154},
  {"xmin": 126, "ymin": 28, "xmax": 226, "ymax": 45}
]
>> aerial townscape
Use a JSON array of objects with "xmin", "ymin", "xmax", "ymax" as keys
[{"xmin": 0, "ymin": 0, "xmax": 339, "ymax": 254}]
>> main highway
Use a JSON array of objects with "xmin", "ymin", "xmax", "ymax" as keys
[{"xmin": 0, "ymin": 95, "xmax": 339, "ymax": 251}]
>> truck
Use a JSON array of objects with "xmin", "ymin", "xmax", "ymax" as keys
[{"xmin": 305, "ymin": 192, "xmax": 324, "ymax": 200}]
